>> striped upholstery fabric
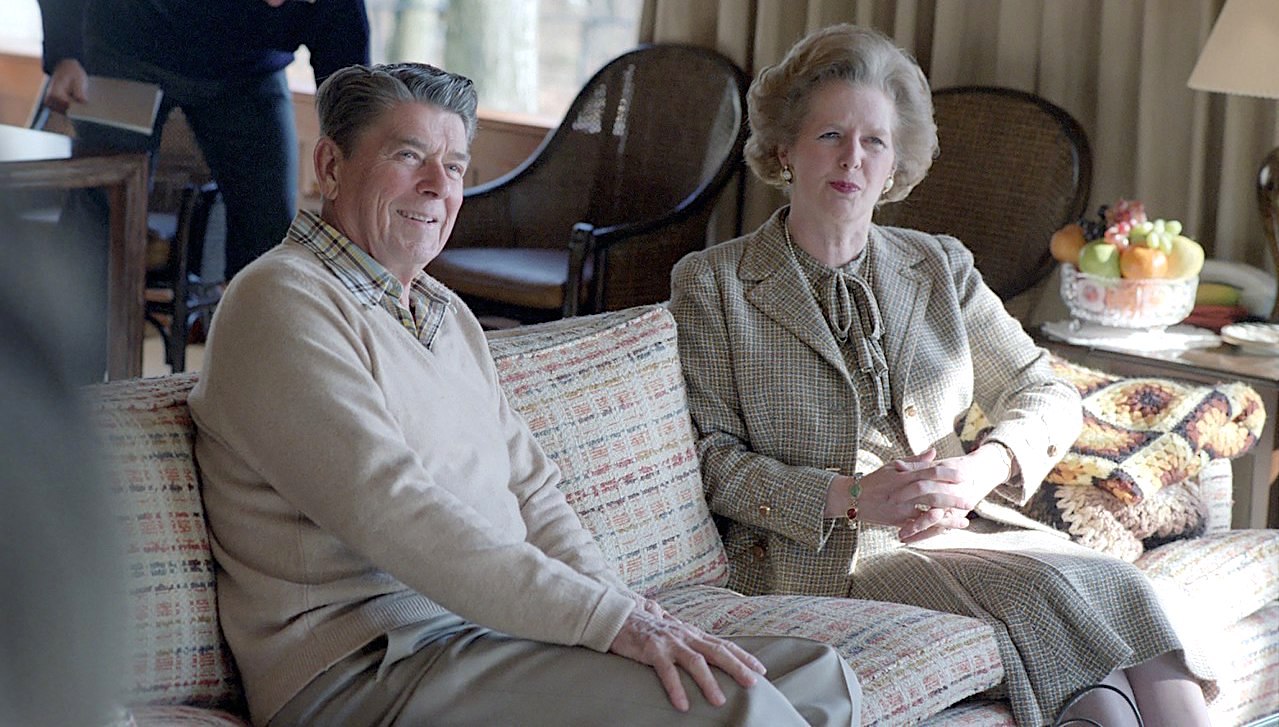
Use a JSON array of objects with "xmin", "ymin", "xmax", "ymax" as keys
[
  {"xmin": 86, "ymin": 373, "xmax": 243, "ymax": 713},
  {"xmin": 919, "ymin": 700, "xmax": 1014, "ymax": 726},
  {"xmin": 655, "ymin": 583, "xmax": 1003, "ymax": 725},
  {"xmin": 1138, "ymin": 531, "xmax": 1279, "ymax": 725},
  {"xmin": 127, "ymin": 705, "xmax": 250, "ymax": 726},
  {"xmin": 1209, "ymin": 603, "xmax": 1279, "ymax": 726},
  {"xmin": 1137, "ymin": 529, "xmax": 1279, "ymax": 631},
  {"xmin": 488, "ymin": 305, "xmax": 729, "ymax": 593}
]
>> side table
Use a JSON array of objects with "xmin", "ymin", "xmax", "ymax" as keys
[
  {"xmin": 0, "ymin": 123, "xmax": 149, "ymax": 380},
  {"xmin": 1034, "ymin": 327, "xmax": 1279, "ymax": 529}
]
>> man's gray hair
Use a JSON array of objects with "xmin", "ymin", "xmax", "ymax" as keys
[{"xmin": 315, "ymin": 62, "xmax": 479, "ymax": 155}]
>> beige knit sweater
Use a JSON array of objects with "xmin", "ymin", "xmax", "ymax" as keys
[{"xmin": 189, "ymin": 243, "xmax": 635, "ymax": 724}]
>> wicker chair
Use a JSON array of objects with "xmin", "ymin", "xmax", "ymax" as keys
[
  {"xmin": 428, "ymin": 44, "xmax": 748, "ymax": 323},
  {"xmin": 874, "ymin": 86, "xmax": 1092, "ymax": 300}
]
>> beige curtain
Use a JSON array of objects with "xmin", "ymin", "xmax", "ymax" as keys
[{"xmin": 640, "ymin": 0, "xmax": 1279, "ymax": 274}]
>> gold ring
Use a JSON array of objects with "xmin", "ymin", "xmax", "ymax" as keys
[{"xmin": 914, "ymin": 503, "xmax": 931, "ymax": 513}]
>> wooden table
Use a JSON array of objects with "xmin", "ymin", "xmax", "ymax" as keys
[
  {"xmin": 0, "ymin": 124, "xmax": 148, "ymax": 379},
  {"xmin": 1035, "ymin": 326, "xmax": 1279, "ymax": 529}
]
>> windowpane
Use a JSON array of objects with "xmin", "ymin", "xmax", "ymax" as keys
[{"xmin": 365, "ymin": 0, "xmax": 643, "ymax": 122}]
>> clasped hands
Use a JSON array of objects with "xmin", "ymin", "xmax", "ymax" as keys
[
  {"xmin": 824, "ymin": 445, "xmax": 1011, "ymax": 543},
  {"xmin": 609, "ymin": 595, "xmax": 765, "ymax": 712}
]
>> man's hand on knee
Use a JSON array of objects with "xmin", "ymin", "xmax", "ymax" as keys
[{"xmin": 608, "ymin": 607, "xmax": 767, "ymax": 712}]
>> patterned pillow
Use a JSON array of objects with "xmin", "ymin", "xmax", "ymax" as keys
[
  {"xmin": 86, "ymin": 373, "xmax": 245, "ymax": 714},
  {"xmin": 488, "ymin": 305, "xmax": 729, "ymax": 594},
  {"xmin": 958, "ymin": 357, "xmax": 1264, "ymax": 560}
]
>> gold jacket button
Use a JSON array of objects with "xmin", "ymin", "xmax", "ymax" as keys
[
  {"xmin": 758, "ymin": 503, "xmax": 772, "ymax": 517},
  {"xmin": 904, "ymin": 404, "xmax": 917, "ymax": 417},
  {"xmin": 750, "ymin": 543, "xmax": 767, "ymax": 561},
  {"xmin": 1047, "ymin": 444, "xmax": 1058, "ymax": 456}
]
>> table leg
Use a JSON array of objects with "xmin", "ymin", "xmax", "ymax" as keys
[
  {"xmin": 1232, "ymin": 384, "xmax": 1279, "ymax": 529},
  {"xmin": 105, "ymin": 159, "xmax": 148, "ymax": 380}
]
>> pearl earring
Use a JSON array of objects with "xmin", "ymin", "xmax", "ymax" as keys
[
  {"xmin": 883, "ymin": 176, "xmax": 895, "ymax": 193},
  {"xmin": 781, "ymin": 165, "xmax": 793, "ymax": 184}
]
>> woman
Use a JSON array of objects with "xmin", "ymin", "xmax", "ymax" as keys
[
  {"xmin": 189, "ymin": 62, "xmax": 861, "ymax": 726},
  {"xmin": 670, "ymin": 24, "xmax": 1212, "ymax": 727}
]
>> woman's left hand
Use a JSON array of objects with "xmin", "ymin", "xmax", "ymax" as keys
[{"xmin": 894, "ymin": 443, "xmax": 1014, "ymax": 543}]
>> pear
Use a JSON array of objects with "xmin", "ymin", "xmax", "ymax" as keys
[{"xmin": 1166, "ymin": 235, "xmax": 1205, "ymax": 279}]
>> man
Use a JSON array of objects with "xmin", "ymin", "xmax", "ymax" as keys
[{"xmin": 188, "ymin": 63, "xmax": 861, "ymax": 726}]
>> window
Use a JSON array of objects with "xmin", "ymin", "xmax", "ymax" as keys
[
  {"xmin": 4, "ymin": 0, "xmax": 643, "ymax": 125},
  {"xmin": 363, "ymin": 0, "xmax": 643, "ymax": 123},
  {"xmin": 0, "ymin": 1, "xmax": 42, "ymax": 56}
]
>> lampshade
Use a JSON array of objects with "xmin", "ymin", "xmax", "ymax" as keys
[{"xmin": 1188, "ymin": 0, "xmax": 1279, "ymax": 100}]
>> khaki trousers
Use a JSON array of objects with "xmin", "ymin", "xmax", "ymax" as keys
[{"xmin": 269, "ymin": 616, "xmax": 860, "ymax": 726}]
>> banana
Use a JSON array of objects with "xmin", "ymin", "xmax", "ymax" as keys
[{"xmin": 1195, "ymin": 282, "xmax": 1243, "ymax": 307}]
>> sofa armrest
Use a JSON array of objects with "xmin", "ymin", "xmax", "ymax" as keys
[{"xmin": 1197, "ymin": 457, "xmax": 1235, "ymax": 534}]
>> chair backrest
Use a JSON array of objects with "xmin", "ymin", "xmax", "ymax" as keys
[
  {"xmin": 874, "ymin": 86, "xmax": 1092, "ymax": 300},
  {"xmin": 462, "ymin": 43, "xmax": 748, "ymax": 251},
  {"xmin": 159, "ymin": 182, "xmax": 222, "ymax": 287}
]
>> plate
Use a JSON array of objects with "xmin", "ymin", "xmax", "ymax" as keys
[
  {"xmin": 1220, "ymin": 323, "xmax": 1279, "ymax": 355},
  {"xmin": 1041, "ymin": 320, "xmax": 1220, "ymax": 353}
]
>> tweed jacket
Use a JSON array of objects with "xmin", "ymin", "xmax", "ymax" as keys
[{"xmin": 669, "ymin": 207, "xmax": 1082, "ymax": 597}]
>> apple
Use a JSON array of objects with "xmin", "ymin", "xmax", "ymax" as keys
[
  {"xmin": 1076, "ymin": 241, "xmax": 1122, "ymax": 279},
  {"xmin": 1166, "ymin": 235, "xmax": 1205, "ymax": 278}
]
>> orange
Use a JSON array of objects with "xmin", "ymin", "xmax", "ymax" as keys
[
  {"xmin": 1119, "ymin": 246, "xmax": 1169, "ymax": 279},
  {"xmin": 1049, "ymin": 223, "xmax": 1088, "ymax": 265}
]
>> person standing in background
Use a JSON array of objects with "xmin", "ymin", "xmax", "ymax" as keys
[{"xmin": 35, "ymin": 0, "xmax": 370, "ymax": 381}]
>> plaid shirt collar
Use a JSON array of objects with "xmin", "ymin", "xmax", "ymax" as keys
[{"xmin": 287, "ymin": 209, "xmax": 451, "ymax": 348}]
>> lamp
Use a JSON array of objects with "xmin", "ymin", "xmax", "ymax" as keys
[{"xmin": 1188, "ymin": 0, "xmax": 1279, "ymax": 319}]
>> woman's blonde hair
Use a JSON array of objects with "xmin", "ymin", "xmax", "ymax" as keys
[{"xmin": 744, "ymin": 24, "xmax": 938, "ymax": 203}]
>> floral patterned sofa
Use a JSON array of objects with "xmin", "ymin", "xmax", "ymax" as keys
[{"xmin": 88, "ymin": 304, "xmax": 1279, "ymax": 726}]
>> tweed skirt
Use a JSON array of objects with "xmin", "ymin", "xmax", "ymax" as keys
[{"xmin": 845, "ymin": 524, "xmax": 1214, "ymax": 726}]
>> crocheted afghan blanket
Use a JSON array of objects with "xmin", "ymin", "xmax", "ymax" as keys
[
  {"xmin": 959, "ymin": 355, "xmax": 1264, "ymax": 560},
  {"xmin": 1044, "ymin": 356, "xmax": 1263, "ymax": 502}
]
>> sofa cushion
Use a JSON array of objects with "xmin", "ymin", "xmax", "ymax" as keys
[
  {"xmin": 1206, "ymin": 602, "xmax": 1279, "ymax": 727},
  {"xmin": 87, "ymin": 373, "xmax": 243, "ymax": 713},
  {"xmin": 656, "ymin": 584, "xmax": 1004, "ymax": 724},
  {"xmin": 488, "ymin": 305, "xmax": 728, "ymax": 594},
  {"xmin": 1136, "ymin": 529, "xmax": 1279, "ymax": 631},
  {"xmin": 127, "ymin": 704, "xmax": 251, "ymax": 726},
  {"xmin": 918, "ymin": 700, "xmax": 1014, "ymax": 726}
]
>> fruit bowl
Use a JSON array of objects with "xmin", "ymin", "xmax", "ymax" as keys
[{"xmin": 1059, "ymin": 263, "xmax": 1198, "ymax": 329}]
